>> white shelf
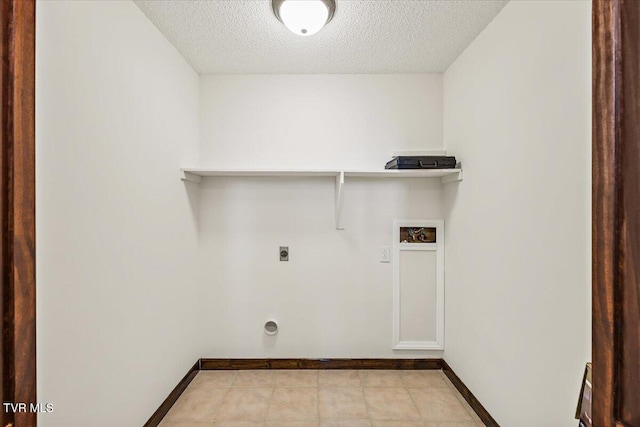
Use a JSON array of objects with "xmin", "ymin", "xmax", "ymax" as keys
[
  {"xmin": 182, "ymin": 168, "xmax": 342, "ymax": 178},
  {"xmin": 181, "ymin": 167, "xmax": 463, "ymax": 229},
  {"xmin": 345, "ymin": 170, "xmax": 461, "ymax": 179},
  {"xmin": 182, "ymin": 168, "xmax": 462, "ymax": 181}
]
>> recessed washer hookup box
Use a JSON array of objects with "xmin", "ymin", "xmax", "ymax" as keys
[{"xmin": 385, "ymin": 156, "xmax": 457, "ymax": 170}]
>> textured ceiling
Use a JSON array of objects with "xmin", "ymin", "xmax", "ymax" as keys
[{"xmin": 134, "ymin": 0, "xmax": 508, "ymax": 74}]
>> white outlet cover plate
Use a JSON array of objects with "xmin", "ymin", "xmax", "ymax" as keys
[{"xmin": 380, "ymin": 246, "xmax": 391, "ymax": 263}]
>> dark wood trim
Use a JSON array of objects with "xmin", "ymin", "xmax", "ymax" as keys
[
  {"xmin": 1, "ymin": 0, "xmax": 37, "ymax": 426},
  {"xmin": 592, "ymin": 2, "xmax": 617, "ymax": 424},
  {"xmin": 200, "ymin": 358, "xmax": 444, "ymax": 370},
  {"xmin": 593, "ymin": 0, "xmax": 640, "ymax": 426},
  {"xmin": 616, "ymin": 2, "xmax": 640, "ymax": 424},
  {"xmin": 441, "ymin": 360, "xmax": 499, "ymax": 427},
  {"xmin": 143, "ymin": 360, "xmax": 201, "ymax": 427}
]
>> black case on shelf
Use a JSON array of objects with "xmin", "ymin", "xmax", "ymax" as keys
[{"xmin": 385, "ymin": 156, "xmax": 457, "ymax": 170}]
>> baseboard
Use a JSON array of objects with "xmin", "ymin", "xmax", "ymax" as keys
[
  {"xmin": 200, "ymin": 358, "xmax": 444, "ymax": 370},
  {"xmin": 145, "ymin": 358, "xmax": 498, "ymax": 427},
  {"xmin": 441, "ymin": 360, "xmax": 500, "ymax": 427},
  {"xmin": 143, "ymin": 360, "xmax": 200, "ymax": 427}
]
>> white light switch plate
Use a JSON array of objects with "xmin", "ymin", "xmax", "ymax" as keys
[{"xmin": 380, "ymin": 246, "xmax": 391, "ymax": 263}]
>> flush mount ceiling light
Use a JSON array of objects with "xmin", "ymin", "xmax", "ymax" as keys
[{"xmin": 272, "ymin": 0, "xmax": 336, "ymax": 36}]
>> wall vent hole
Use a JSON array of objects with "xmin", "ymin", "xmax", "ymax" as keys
[{"xmin": 264, "ymin": 320, "xmax": 279, "ymax": 335}]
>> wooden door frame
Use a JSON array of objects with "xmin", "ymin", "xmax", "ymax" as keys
[
  {"xmin": 1, "ymin": 0, "xmax": 37, "ymax": 426},
  {"xmin": 592, "ymin": 0, "xmax": 640, "ymax": 426}
]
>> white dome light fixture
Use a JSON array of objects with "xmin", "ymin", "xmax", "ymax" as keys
[{"xmin": 272, "ymin": 0, "xmax": 336, "ymax": 37}]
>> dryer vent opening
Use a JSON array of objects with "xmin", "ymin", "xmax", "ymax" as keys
[{"xmin": 264, "ymin": 320, "xmax": 279, "ymax": 335}]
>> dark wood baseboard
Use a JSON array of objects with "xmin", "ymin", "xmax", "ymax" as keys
[
  {"xmin": 143, "ymin": 360, "xmax": 200, "ymax": 427},
  {"xmin": 200, "ymin": 358, "xmax": 443, "ymax": 370},
  {"xmin": 441, "ymin": 360, "xmax": 500, "ymax": 427},
  {"xmin": 145, "ymin": 358, "xmax": 499, "ymax": 427}
]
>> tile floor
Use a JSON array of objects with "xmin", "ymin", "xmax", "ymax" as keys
[{"xmin": 160, "ymin": 369, "xmax": 486, "ymax": 427}]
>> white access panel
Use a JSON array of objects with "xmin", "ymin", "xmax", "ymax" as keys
[
  {"xmin": 392, "ymin": 219, "xmax": 445, "ymax": 350},
  {"xmin": 399, "ymin": 250, "xmax": 438, "ymax": 342}
]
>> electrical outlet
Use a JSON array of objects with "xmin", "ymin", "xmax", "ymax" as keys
[
  {"xmin": 380, "ymin": 246, "xmax": 391, "ymax": 263},
  {"xmin": 280, "ymin": 246, "xmax": 289, "ymax": 262}
]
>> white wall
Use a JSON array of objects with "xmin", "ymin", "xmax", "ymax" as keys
[
  {"xmin": 442, "ymin": 1, "xmax": 591, "ymax": 426},
  {"xmin": 197, "ymin": 75, "xmax": 446, "ymax": 357},
  {"xmin": 199, "ymin": 75, "xmax": 443, "ymax": 169},
  {"xmin": 36, "ymin": 1, "xmax": 201, "ymax": 426}
]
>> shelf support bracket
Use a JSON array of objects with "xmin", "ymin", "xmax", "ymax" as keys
[
  {"xmin": 335, "ymin": 171, "xmax": 345, "ymax": 230},
  {"xmin": 441, "ymin": 169, "xmax": 463, "ymax": 184},
  {"xmin": 181, "ymin": 170, "xmax": 202, "ymax": 184}
]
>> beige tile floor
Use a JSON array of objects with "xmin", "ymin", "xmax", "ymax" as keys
[{"xmin": 160, "ymin": 369, "xmax": 486, "ymax": 427}]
